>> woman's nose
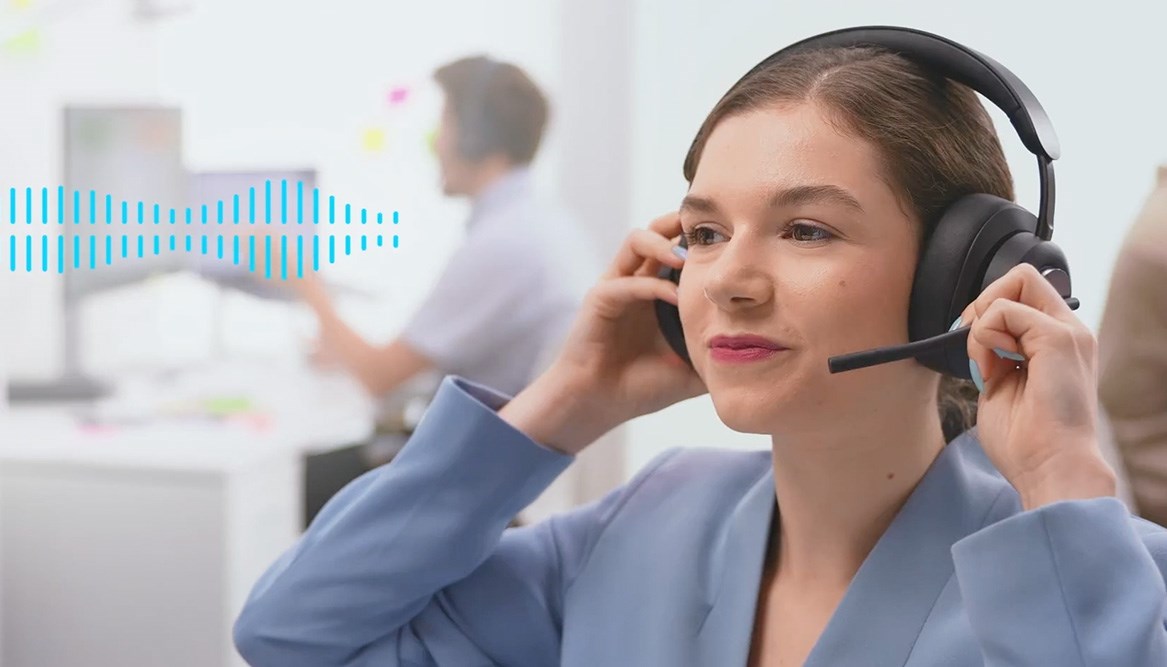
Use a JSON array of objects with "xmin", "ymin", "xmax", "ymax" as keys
[{"xmin": 701, "ymin": 240, "xmax": 773, "ymax": 310}]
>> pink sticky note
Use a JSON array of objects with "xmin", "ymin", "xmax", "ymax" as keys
[
  {"xmin": 239, "ymin": 413, "xmax": 273, "ymax": 432},
  {"xmin": 79, "ymin": 422, "xmax": 118, "ymax": 436},
  {"xmin": 387, "ymin": 86, "xmax": 410, "ymax": 106}
]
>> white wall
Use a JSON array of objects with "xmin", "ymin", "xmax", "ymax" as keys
[
  {"xmin": 549, "ymin": 0, "xmax": 635, "ymax": 502},
  {"xmin": 624, "ymin": 0, "xmax": 1167, "ymax": 472}
]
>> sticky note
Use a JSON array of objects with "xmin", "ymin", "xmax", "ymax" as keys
[
  {"xmin": 425, "ymin": 128, "xmax": 438, "ymax": 155},
  {"xmin": 2, "ymin": 28, "xmax": 40, "ymax": 55},
  {"xmin": 203, "ymin": 396, "xmax": 253, "ymax": 417},
  {"xmin": 11, "ymin": 0, "xmax": 34, "ymax": 9},
  {"xmin": 362, "ymin": 127, "xmax": 386, "ymax": 152},
  {"xmin": 387, "ymin": 86, "xmax": 410, "ymax": 106}
]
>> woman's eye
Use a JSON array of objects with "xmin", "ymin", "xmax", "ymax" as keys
[
  {"xmin": 787, "ymin": 223, "xmax": 832, "ymax": 243},
  {"xmin": 683, "ymin": 226, "xmax": 725, "ymax": 246}
]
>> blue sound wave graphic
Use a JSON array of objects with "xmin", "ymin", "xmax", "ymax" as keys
[{"xmin": 3, "ymin": 182, "xmax": 399, "ymax": 277}]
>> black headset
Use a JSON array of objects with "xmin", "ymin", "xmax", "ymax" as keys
[
  {"xmin": 654, "ymin": 25, "xmax": 1075, "ymax": 381},
  {"xmin": 455, "ymin": 56, "xmax": 505, "ymax": 161}
]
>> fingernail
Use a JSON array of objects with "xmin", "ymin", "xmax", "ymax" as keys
[
  {"xmin": 949, "ymin": 316, "xmax": 963, "ymax": 332},
  {"xmin": 969, "ymin": 358, "xmax": 984, "ymax": 393},
  {"xmin": 671, "ymin": 246, "xmax": 688, "ymax": 261},
  {"xmin": 993, "ymin": 347, "xmax": 1026, "ymax": 362}
]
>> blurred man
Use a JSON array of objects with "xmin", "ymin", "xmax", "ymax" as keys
[
  {"xmin": 288, "ymin": 56, "xmax": 600, "ymax": 526},
  {"xmin": 1098, "ymin": 165, "xmax": 1167, "ymax": 525},
  {"xmin": 294, "ymin": 55, "xmax": 597, "ymax": 400}
]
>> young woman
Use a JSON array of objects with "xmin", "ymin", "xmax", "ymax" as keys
[{"xmin": 233, "ymin": 31, "xmax": 1167, "ymax": 667}]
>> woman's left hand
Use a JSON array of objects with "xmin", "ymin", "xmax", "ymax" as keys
[{"xmin": 961, "ymin": 263, "xmax": 1117, "ymax": 511}]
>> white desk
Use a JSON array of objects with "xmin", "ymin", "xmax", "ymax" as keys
[{"xmin": 0, "ymin": 362, "xmax": 375, "ymax": 667}]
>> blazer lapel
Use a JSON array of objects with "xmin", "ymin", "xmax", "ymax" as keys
[
  {"xmin": 689, "ymin": 434, "xmax": 1013, "ymax": 667},
  {"xmin": 804, "ymin": 433, "xmax": 1012, "ymax": 666},
  {"xmin": 693, "ymin": 459, "xmax": 777, "ymax": 667}
]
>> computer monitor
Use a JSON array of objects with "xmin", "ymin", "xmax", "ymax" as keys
[
  {"xmin": 61, "ymin": 105, "xmax": 188, "ymax": 297},
  {"xmin": 186, "ymin": 169, "xmax": 318, "ymax": 299},
  {"xmin": 8, "ymin": 106, "xmax": 188, "ymax": 402},
  {"xmin": 10, "ymin": 108, "xmax": 328, "ymax": 402}
]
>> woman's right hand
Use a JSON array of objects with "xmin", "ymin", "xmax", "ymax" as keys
[{"xmin": 500, "ymin": 212, "xmax": 707, "ymax": 455}]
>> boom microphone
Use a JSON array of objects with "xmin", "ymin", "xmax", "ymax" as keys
[{"xmin": 827, "ymin": 297, "xmax": 1080, "ymax": 373}]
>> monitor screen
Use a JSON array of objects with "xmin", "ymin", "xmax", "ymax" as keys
[
  {"xmin": 185, "ymin": 169, "xmax": 318, "ymax": 296},
  {"xmin": 62, "ymin": 106, "xmax": 188, "ymax": 297}
]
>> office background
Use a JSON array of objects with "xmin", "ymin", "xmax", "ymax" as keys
[
  {"xmin": 0, "ymin": 0, "xmax": 1165, "ymax": 664},
  {"xmin": 5, "ymin": 0, "xmax": 1167, "ymax": 472}
]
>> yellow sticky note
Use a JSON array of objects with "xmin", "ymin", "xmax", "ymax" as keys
[
  {"xmin": 11, "ymin": 0, "xmax": 34, "ymax": 9},
  {"xmin": 361, "ymin": 127, "xmax": 386, "ymax": 152},
  {"xmin": 2, "ymin": 28, "xmax": 40, "ymax": 55},
  {"xmin": 425, "ymin": 128, "xmax": 438, "ymax": 156}
]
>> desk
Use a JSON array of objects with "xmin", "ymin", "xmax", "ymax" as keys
[{"xmin": 0, "ymin": 362, "xmax": 375, "ymax": 667}]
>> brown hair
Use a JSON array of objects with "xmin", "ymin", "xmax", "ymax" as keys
[
  {"xmin": 434, "ymin": 56, "xmax": 549, "ymax": 165},
  {"xmin": 683, "ymin": 46, "xmax": 1014, "ymax": 443}
]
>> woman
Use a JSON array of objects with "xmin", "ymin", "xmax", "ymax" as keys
[{"xmin": 233, "ymin": 35, "xmax": 1167, "ymax": 666}]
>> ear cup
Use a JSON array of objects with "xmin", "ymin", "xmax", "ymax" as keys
[
  {"xmin": 910, "ymin": 193, "xmax": 1070, "ymax": 377},
  {"xmin": 456, "ymin": 59, "xmax": 502, "ymax": 161},
  {"xmin": 655, "ymin": 235, "xmax": 692, "ymax": 367},
  {"xmin": 457, "ymin": 113, "xmax": 495, "ymax": 160},
  {"xmin": 983, "ymin": 230, "xmax": 1071, "ymax": 297},
  {"xmin": 911, "ymin": 194, "xmax": 1021, "ymax": 377}
]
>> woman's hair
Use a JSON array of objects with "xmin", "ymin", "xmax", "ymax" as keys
[{"xmin": 683, "ymin": 46, "xmax": 1014, "ymax": 443}]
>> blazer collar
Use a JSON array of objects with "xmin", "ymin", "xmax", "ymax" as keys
[{"xmin": 695, "ymin": 432, "xmax": 1016, "ymax": 666}]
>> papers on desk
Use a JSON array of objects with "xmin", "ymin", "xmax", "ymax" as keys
[
  {"xmin": 0, "ymin": 360, "xmax": 376, "ymax": 472},
  {"xmin": 80, "ymin": 391, "xmax": 270, "ymax": 430}
]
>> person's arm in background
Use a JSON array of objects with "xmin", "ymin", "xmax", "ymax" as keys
[
  {"xmin": 294, "ymin": 275, "xmax": 433, "ymax": 397},
  {"xmin": 1098, "ymin": 172, "xmax": 1167, "ymax": 526},
  {"xmin": 394, "ymin": 226, "xmax": 556, "ymax": 387},
  {"xmin": 289, "ymin": 226, "xmax": 544, "ymax": 399},
  {"xmin": 249, "ymin": 227, "xmax": 434, "ymax": 398}
]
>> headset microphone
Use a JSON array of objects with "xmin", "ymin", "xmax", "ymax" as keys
[{"xmin": 827, "ymin": 296, "xmax": 1079, "ymax": 374}]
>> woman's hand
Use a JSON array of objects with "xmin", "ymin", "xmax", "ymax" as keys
[
  {"xmin": 500, "ymin": 212, "xmax": 707, "ymax": 455},
  {"xmin": 961, "ymin": 263, "xmax": 1117, "ymax": 510}
]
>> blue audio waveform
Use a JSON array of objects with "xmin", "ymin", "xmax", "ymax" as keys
[{"xmin": 2, "ymin": 181, "xmax": 400, "ymax": 276}]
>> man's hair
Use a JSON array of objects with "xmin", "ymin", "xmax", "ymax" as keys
[{"xmin": 434, "ymin": 55, "xmax": 549, "ymax": 165}]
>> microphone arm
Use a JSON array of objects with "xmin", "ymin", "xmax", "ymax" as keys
[{"xmin": 827, "ymin": 297, "xmax": 1080, "ymax": 374}]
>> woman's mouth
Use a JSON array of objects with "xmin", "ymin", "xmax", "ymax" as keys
[{"xmin": 707, "ymin": 334, "xmax": 789, "ymax": 364}]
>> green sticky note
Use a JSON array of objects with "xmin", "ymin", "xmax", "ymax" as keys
[
  {"xmin": 203, "ymin": 396, "xmax": 253, "ymax": 417},
  {"xmin": 2, "ymin": 29, "xmax": 40, "ymax": 55}
]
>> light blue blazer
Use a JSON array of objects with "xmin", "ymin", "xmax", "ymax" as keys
[{"xmin": 234, "ymin": 376, "xmax": 1167, "ymax": 666}]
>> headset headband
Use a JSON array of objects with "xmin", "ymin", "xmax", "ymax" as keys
[{"xmin": 729, "ymin": 26, "xmax": 1059, "ymax": 238}]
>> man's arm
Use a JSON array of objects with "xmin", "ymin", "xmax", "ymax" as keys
[{"xmin": 298, "ymin": 276, "xmax": 433, "ymax": 398}]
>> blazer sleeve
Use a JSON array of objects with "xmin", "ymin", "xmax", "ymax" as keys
[
  {"xmin": 951, "ymin": 496, "xmax": 1167, "ymax": 666},
  {"xmin": 233, "ymin": 375, "xmax": 676, "ymax": 667}
]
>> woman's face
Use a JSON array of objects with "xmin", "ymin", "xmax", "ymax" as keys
[{"xmin": 679, "ymin": 101, "xmax": 933, "ymax": 436}]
